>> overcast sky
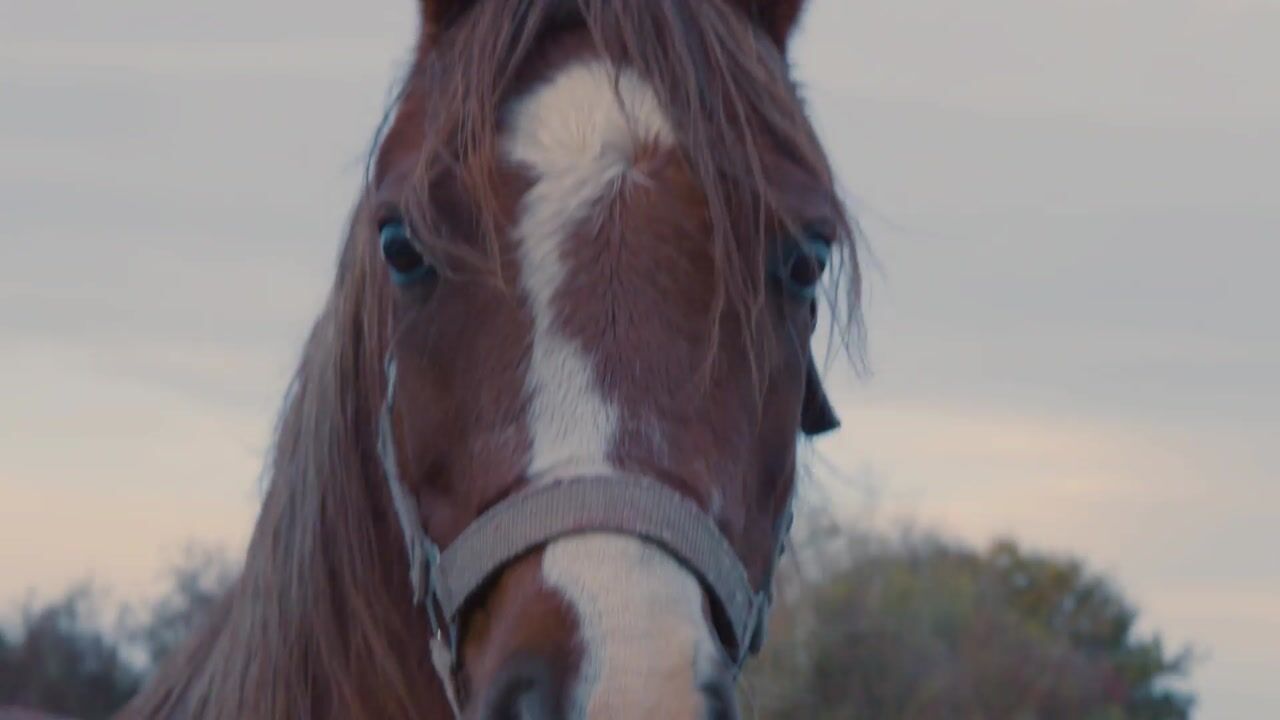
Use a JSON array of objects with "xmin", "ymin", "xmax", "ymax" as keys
[{"xmin": 2, "ymin": 1, "xmax": 1276, "ymax": 716}]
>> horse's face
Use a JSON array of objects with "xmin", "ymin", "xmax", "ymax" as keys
[{"xmin": 372, "ymin": 1, "xmax": 848, "ymax": 717}]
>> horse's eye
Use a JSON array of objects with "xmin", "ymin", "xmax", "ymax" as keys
[
  {"xmin": 778, "ymin": 232, "xmax": 830, "ymax": 300},
  {"xmin": 379, "ymin": 220, "xmax": 434, "ymax": 286}
]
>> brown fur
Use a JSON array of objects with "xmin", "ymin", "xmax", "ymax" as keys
[{"xmin": 123, "ymin": 1, "xmax": 860, "ymax": 717}]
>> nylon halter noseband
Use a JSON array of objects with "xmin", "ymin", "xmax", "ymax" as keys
[{"xmin": 376, "ymin": 356, "xmax": 790, "ymax": 710}]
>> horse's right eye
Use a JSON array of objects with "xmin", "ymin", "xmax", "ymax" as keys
[{"xmin": 379, "ymin": 220, "xmax": 434, "ymax": 286}]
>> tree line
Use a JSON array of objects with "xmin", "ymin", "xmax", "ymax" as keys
[{"xmin": 1, "ymin": 529, "xmax": 1193, "ymax": 719}]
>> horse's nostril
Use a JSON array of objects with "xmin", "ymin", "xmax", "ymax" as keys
[{"xmin": 480, "ymin": 654, "xmax": 558, "ymax": 720}]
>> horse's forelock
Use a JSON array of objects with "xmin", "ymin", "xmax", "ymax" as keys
[{"xmin": 399, "ymin": 0, "xmax": 862, "ymax": 378}]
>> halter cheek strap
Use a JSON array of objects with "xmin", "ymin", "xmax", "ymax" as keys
[
  {"xmin": 375, "ymin": 359, "xmax": 464, "ymax": 715},
  {"xmin": 377, "ymin": 357, "xmax": 788, "ymax": 710}
]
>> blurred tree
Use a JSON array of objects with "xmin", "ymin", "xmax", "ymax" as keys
[
  {"xmin": 0, "ymin": 546, "xmax": 236, "ymax": 719},
  {"xmin": 0, "ymin": 586, "xmax": 139, "ymax": 720},
  {"xmin": 744, "ymin": 531, "xmax": 1195, "ymax": 720},
  {"xmin": 124, "ymin": 545, "xmax": 236, "ymax": 669},
  {"xmin": 3, "ymin": 535, "xmax": 1194, "ymax": 719}
]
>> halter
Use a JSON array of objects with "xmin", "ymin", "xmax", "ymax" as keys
[{"xmin": 376, "ymin": 357, "xmax": 789, "ymax": 712}]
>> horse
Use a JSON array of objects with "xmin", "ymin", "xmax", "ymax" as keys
[{"xmin": 122, "ymin": 1, "xmax": 861, "ymax": 717}]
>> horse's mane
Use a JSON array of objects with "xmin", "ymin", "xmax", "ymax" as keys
[
  {"xmin": 124, "ymin": 2, "xmax": 860, "ymax": 717},
  {"xmin": 123, "ymin": 205, "xmax": 442, "ymax": 718}
]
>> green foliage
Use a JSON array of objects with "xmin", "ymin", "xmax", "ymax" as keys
[{"xmin": 744, "ymin": 534, "xmax": 1195, "ymax": 720}]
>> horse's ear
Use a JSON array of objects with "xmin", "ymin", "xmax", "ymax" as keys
[
  {"xmin": 800, "ymin": 356, "xmax": 840, "ymax": 436},
  {"xmin": 730, "ymin": 0, "xmax": 811, "ymax": 50},
  {"xmin": 417, "ymin": 0, "xmax": 477, "ymax": 36}
]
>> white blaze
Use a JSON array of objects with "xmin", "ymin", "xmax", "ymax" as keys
[{"xmin": 505, "ymin": 61, "xmax": 720, "ymax": 718}]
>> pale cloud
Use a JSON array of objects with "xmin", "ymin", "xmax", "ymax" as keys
[
  {"xmin": 794, "ymin": 0, "xmax": 1280, "ymax": 128},
  {"xmin": 0, "ymin": 344, "xmax": 260, "ymax": 598},
  {"xmin": 0, "ymin": 38, "xmax": 401, "ymax": 77}
]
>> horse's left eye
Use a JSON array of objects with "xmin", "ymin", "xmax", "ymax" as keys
[
  {"xmin": 778, "ymin": 232, "xmax": 831, "ymax": 300},
  {"xmin": 379, "ymin": 220, "xmax": 434, "ymax": 286}
]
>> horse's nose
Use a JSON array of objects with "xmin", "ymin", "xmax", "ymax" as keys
[
  {"xmin": 477, "ymin": 653, "xmax": 559, "ymax": 720},
  {"xmin": 475, "ymin": 657, "xmax": 741, "ymax": 720}
]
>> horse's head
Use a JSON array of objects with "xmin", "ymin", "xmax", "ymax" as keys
[{"xmin": 370, "ymin": 1, "xmax": 857, "ymax": 717}]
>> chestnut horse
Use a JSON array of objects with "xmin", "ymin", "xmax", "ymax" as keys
[{"xmin": 123, "ymin": 1, "xmax": 860, "ymax": 718}]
